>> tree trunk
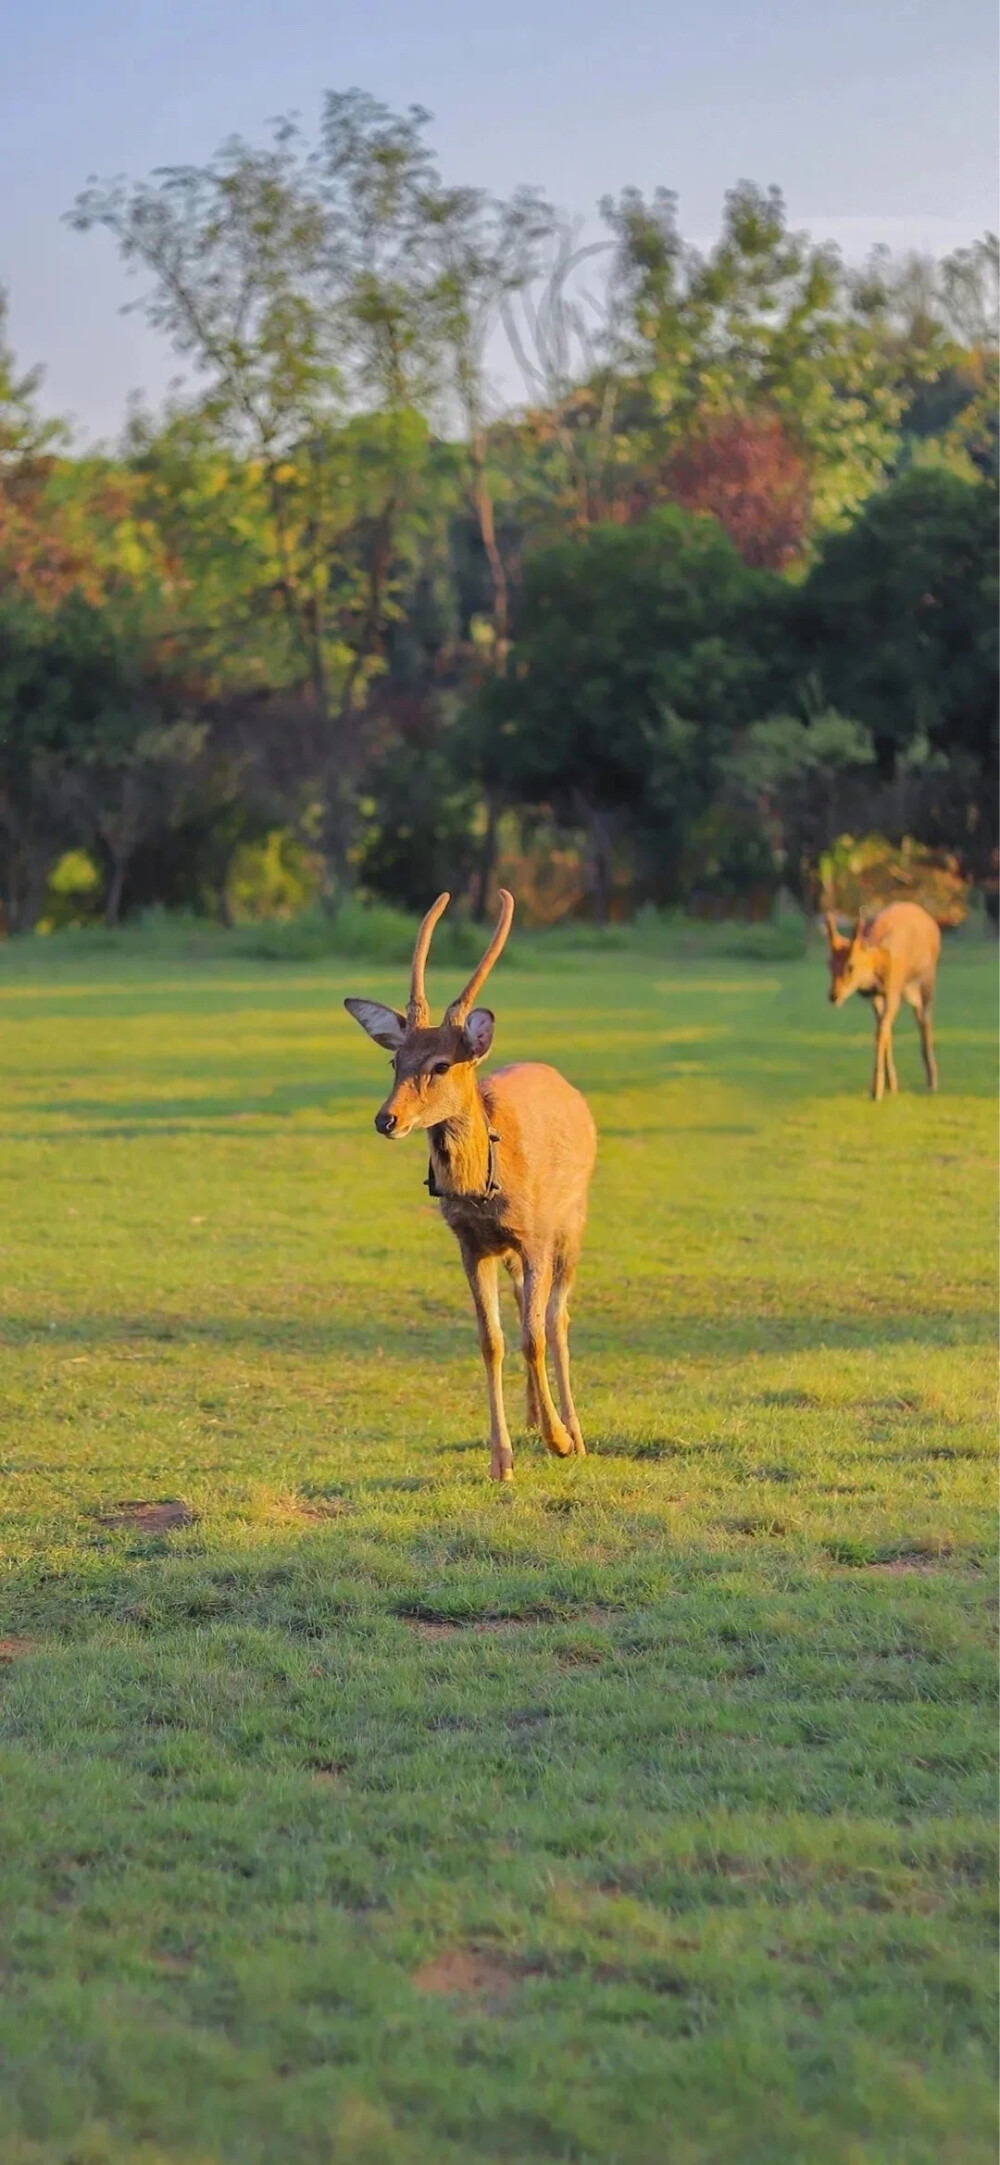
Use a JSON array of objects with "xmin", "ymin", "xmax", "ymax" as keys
[
  {"xmin": 6, "ymin": 841, "xmax": 53, "ymax": 934},
  {"xmin": 578, "ymin": 799, "xmax": 615, "ymax": 926},
  {"xmin": 315, "ymin": 492, "xmax": 398, "ymax": 915},
  {"xmin": 471, "ymin": 430, "xmax": 508, "ymax": 660},
  {"xmin": 105, "ymin": 856, "xmax": 127, "ymax": 928},
  {"xmin": 470, "ymin": 791, "xmax": 500, "ymax": 921},
  {"xmin": 318, "ymin": 760, "xmax": 358, "ymax": 918}
]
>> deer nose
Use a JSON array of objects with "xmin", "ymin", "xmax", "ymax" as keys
[{"xmin": 375, "ymin": 1109, "xmax": 396, "ymax": 1136}]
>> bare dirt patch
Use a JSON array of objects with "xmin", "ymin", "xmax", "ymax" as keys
[
  {"xmin": 411, "ymin": 1948, "xmax": 523, "ymax": 2005},
  {"xmin": 401, "ymin": 1605, "xmax": 613, "ymax": 1642},
  {"xmin": 864, "ymin": 1556, "xmax": 951, "ymax": 1576},
  {"xmin": 825, "ymin": 1538, "xmax": 958, "ymax": 1571},
  {"xmin": 264, "ymin": 1493, "xmax": 355, "ymax": 1527},
  {"xmin": 554, "ymin": 1642, "xmax": 607, "ymax": 1668},
  {"xmin": 307, "ymin": 1760, "xmax": 348, "ymax": 1786},
  {"xmin": 401, "ymin": 1615, "xmax": 539, "ymax": 1641},
  {"xmin": 724, "ymin": 1515, "xmax": 790, "ymax": 1538},
  {"xmin": 97, "ymin": 1500, "xmax": 197, "ymax": 1534},
  {"xmin": 0, "ymin": 1637, "xmax": 36, "ymax": 1662}
]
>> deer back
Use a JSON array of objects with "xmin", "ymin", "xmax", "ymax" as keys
[{"xmin": 868, "ymin": 902, "xmax": 941, "ymax": 989}]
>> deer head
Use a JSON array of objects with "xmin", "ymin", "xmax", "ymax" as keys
[
  {"xmin": 825, "ymin": 911, "xmax": 882, "ymax": 1004},
  {"xmin": 345, "ymin": 890, "xmax": 515, "ymax": 1138}
]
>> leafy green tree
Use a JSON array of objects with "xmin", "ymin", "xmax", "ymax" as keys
[
  {"xmin": 722, "ymin": 709, "xmax": 876, "ymax": 901},
  {"xmin": 939, "ymin": 234, "xmax": 999, "ymax": 350},
  {"xmin": 76, "ymin": 715, "xmax": 207, "ymax": 926},
  {"xmin": 497, "ymin": 220, "xmax": 636, "ymax": 534},
  {"xmin": 71, "ymin": 96, "xmax": 446, "ymax": 901},
  {"xmin": 0, "ymin": 295, "xmax": 164, "ymax": 615},
  {"xmin": 465, "ymin": 506, "xmax": 775, "ymax": 916},
  {"xmin": 429, "ymin": 184, "xmax": 553, "ymax": 654},
  {"xmin": 356, "ymin": 731, "xmax": 479, "ymax": 912},
  {"xmin": 602, "ymin": 182, "xmax": 911, "ymax": 534},
  {"xmin": 865, "ymin": 236, "xmax": 998, "ymax": 483},
  {"xmin": 0, "ymin": 594, "xmax": 119, "ymax": 928},
  {"xmin": 799, "ymin": 469, "xmax": 998, "ymax": 767}
]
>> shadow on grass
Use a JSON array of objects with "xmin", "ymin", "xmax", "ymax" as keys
[
  {"xmin": 7, "ymin": 1077, "xmax": 368, "ymax": 1129},
  {"xmin": 0, "ymin": 1516, "xmax": 652, "ymax": 1644},
  {"xmin": 0, "ymin": 1304, "xmax": 993, "ymax": 1362},
  {"xmin": 2, "ymin": 1510, "xmax": 985, "ymax": 1652}
]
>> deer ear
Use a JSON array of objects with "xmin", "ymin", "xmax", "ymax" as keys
[
  {"xmin": 344, "ymin": 998, "xmax": 407, "ymax": 1051},
  {"xmin": 825, "ymin": 912, "xmax": 847, "ymax": 951},
  {"xmin": 463, "ymin": 1008, "xmax": 495, "ymax": 1061}
]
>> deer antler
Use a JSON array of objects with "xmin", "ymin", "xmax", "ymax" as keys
[
  {"xmin": 407, "ymin": 892, "xmax": 451, "ymax": 1027},
  {"xmin": 445, "ymin": 890, "xmax": 515, "ymax": 1026}
]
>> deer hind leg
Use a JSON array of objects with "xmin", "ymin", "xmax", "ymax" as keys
[
  {"xmin": 915, "ymin": 989, "xmax": 938, "ymax": 1091},
  {"xmin": 546, "ymin": 1255, "xmax": 586, "ymax": 1457},
  {"xmin": 504, "ymin": 1253, "xmax": 540, "ymax": 1430},
  {"xmin": 462, "ymin": 1248, "xmax": 514, "ymax": 1482},
  {"xmin": 521, "ymin": 1255, "xmax": 574, "ymax": 1459}
]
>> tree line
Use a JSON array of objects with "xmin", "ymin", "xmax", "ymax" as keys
[{"xmin": 0, "ymin": 90, "xmax": 996, "ymax": 931}]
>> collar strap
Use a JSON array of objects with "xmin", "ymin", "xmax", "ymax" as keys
[{"xmin": 425, "ymin": 1128, "xmax": 502, "ymax": 1202}]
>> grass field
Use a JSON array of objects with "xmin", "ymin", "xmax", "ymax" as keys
[{"xmin": 0, "ymin": 924, "xmax": 995, "ymax": 2165}]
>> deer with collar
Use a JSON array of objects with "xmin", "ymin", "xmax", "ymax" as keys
[
  {"xmin": 825, "ymin": 900, "xmax": 941, "ymax": 1101},
  {"xmin": 346, "ymin": 891, "xmax": 596, "ymax": 1481}
]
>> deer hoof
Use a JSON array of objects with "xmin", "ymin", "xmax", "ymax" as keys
[{"xmin": 545, "ymin": 1429, "xmax": 574, "ymax": 1459}]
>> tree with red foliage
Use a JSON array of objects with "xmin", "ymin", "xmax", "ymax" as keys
[{"xmin": 664, "ymin": 412, "xmax": 811, "ymax": 571}]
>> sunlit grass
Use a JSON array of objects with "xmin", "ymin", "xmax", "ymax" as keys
[{"xmin": 0, "ymin": 929, "xmax": 995, "ymax": 2164}]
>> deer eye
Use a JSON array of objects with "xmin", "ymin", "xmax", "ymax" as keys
[{"xmin": 431, "ymin": 1060, "xmax": 450, "ymax": 1077}]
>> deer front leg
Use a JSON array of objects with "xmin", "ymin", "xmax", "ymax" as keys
[
  {"xmin": 462, "ymin": 1247, "xmax": 514, "ymax": 1482},
  {"xmin": 521, "ymin": 1255, "xmax": 574, "ymax": 1459},
  {"xmin": 504, "ymin": 1254, "xmax": 540, "ymax": 1430},
  {"xmin": 872, "ymin": 989, "xmax": 900, "ymax": 1101}
]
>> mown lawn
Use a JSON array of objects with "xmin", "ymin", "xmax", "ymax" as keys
[{"xmin": 0, "ymin": 927, "xmax": 995, "ymax": 2165}]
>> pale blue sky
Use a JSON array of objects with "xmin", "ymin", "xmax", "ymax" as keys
[{"xmin": 2, "ymin": 0, "xmax": 996, "ymax": 443}]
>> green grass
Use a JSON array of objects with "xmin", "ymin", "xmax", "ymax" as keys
[{"xmin": 0, "ymin": 926, "xmax": 995, "ymax": 2165}]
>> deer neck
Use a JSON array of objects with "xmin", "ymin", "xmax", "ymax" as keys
[{"xmin": 429, "ymin": 1081, "xmax": 494, "ymax": 1198}]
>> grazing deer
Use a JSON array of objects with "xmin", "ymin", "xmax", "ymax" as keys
[
  {"xmin": 345, "ymin": 891, "xmax": 597, "ymax": 1481},
  {"xmin": 825, "ymin": 901, "xmax": 941, "ymax": 1100}
]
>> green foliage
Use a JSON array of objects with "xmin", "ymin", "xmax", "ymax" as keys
[
  {"xmin": 0, "ymin": 103, "xmax": 992, "ymax": 930},
  {"xmin": 0, "ymin": 592, "xmax": 126, "ymax": 927},
  {"xmin": 602, "ymin": 181, "xmax": 913, "ymax": 530},
  {"xmin": 0, "ymin": 943, "xmax": 994, "ymax": 2163},
  {"xmin": 818, "ymin": 832, "xmax": 972, "ymax": 926},
  {"xmin": 225, "ymin": 828, "xmax": 323, "ymax": 922},
  {"xmin": 677, "ymin": 802, "xmax": 782, "ymax": 915},
  {"xmin": 231, "ymin": 894, "xmax": 497, "ymax": 968},
  {"xmin": 355, "ymin": 735, "xmax": 481, "ymax": 914},
  {"xmin": 468, "ymin": 506, "xmax": 777, "ymax": 905},
  {"xmin": 800, "ymin": 467, "xmax": 999, "ymax": 772},
  {"xmin": 38, "ymin": 847, "xmax": 103, "ymax": 930},
  {"xmin": 71, "ymin": 102, "xmax": 458, "ymax": 898},
  {"xmin": 725, "ymin": 711, "xmax": 876, "ymax": 793}
]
